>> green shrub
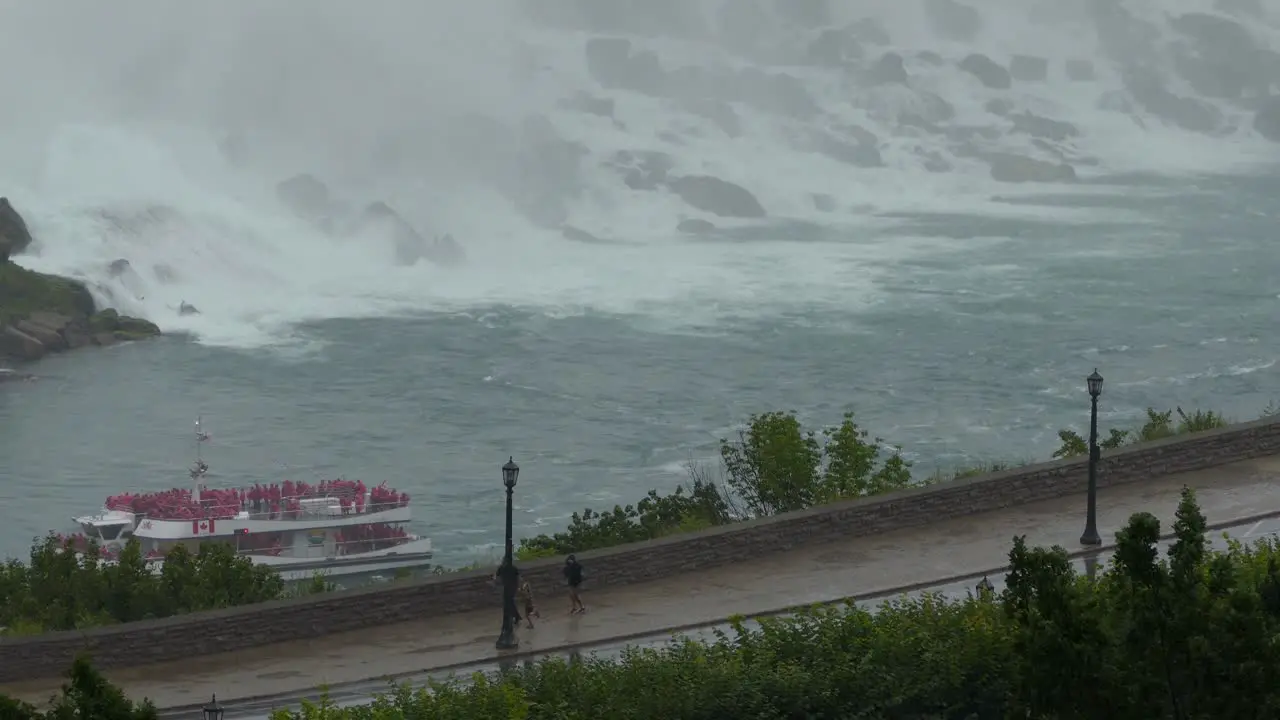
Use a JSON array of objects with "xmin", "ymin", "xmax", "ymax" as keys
[
  {"xmin": 1054, "ymin": 405, "xmax": 1232, "ymax": 459},
  {"xmin": 0, "ymin": 535, "xmax": 283, "ymax": 634}
]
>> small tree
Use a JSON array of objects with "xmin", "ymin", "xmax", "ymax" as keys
[{"xmin": 719, "ymin": 411, "xmax": 911, "ymax": 517}]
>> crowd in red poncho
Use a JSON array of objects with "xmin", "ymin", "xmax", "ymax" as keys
[
  {"xmin": 335, "ymin": 523, "xmax": 410, "ymax": 554},
  {"xmin": 103, "ymin": 480, "xmax": 411, "ymax": 521}
]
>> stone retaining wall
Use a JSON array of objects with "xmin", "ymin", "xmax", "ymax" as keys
[{"xmin": 3, "ymin": 415, "xmax": 1279, "ymax": 683}]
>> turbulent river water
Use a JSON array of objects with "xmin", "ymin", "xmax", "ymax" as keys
[{"xmin": 1, "ymin": 0, "xmax": 1277, "ymax": 564}]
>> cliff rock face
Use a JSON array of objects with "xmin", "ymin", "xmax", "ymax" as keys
[{"xmin": 0, "ymin": 199, "xmax": 161, "ymax": 363}]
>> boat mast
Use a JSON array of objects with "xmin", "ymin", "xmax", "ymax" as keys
[{"xmin": 192, "ymin": 416, "xmax": 211, "ymax": 496}]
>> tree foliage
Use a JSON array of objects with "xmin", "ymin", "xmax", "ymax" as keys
[
  {"xmin": 518, "ymin": 411, "xmax": 912, "ymax": 556},
  {"xmin": 1054, "ymin": 406, "xmax": 1230, "ymax": 459},
  {"xmin": 19, "ymin": 489, "xmax": 1280, "ymax": 719},
  {"xmin": 719, "ymin": 411, "xmax": 912, "ymax": 517},
  {"xmin": 0, "ymin": 534, "xmax": 284, "ymax": 634},
  {"xmin": 0, "ymin": 656, "xmax": 157, "ymax": 720}
]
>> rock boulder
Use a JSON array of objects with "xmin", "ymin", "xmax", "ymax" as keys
[
  {"xmin": 867, "ymin": 52, "xmax": 908, "ymax": 85},
  {"xmin": 987, "ymin": 154, "xmax": 1077, "ymax": 183},
  {"xmin": 0, "ymin": 197, "xmax": 34, "ymax": 262},
  {"xmin": 275, "ymin": 173, "xmax": 332, "ymax": 221},
  {"xmin": 959, "ymin": 54, "xmax": 1011, "ymax": 90},
  {"xmin": 1255, "ymin": 97, "xmax": 1280, "ymax": 142},
  {"xmin": 668, "ymin": 176, "xmax": 766, "ymax": 218}
]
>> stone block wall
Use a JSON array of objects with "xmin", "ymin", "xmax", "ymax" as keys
[{"xmin": 3, "ymin": 415, "xmax": 1279, "ymax": 682}]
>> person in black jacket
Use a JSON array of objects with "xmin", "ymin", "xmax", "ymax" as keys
[{"xmin": 564, "ymin": 554, "xmax": 586, "ymax": 614}]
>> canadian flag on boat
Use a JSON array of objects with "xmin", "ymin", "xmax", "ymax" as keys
[{"xmin": 192, "ymin": 518, "xmax": 216, "ymax": 534}]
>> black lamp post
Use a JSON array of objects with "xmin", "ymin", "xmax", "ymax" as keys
[
  {"xmin": 496, "ymin": 456, "xmax": 521, "ymax": 650},
  {"xmin": 202, "ymin": 695, "xmax": 224, "ymax": 720},
  {"xmin": 1080, "ymin": 369, "xmax": 1104, "ymax": 546}
]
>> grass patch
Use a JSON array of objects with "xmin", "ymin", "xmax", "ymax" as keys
[{"xmin": 0, "ymin": 262, "xmax": 96, "ymax": 326}]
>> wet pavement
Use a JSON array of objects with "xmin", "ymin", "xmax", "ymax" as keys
[{"xmin": 6, "ymin": 456, "xmax": 1280, "ymax": 714}]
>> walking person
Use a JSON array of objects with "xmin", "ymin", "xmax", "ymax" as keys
[
  {"xmin": 519, "ymin": 579, "xmax": 540, "ymax": 628},
  {"xmin": 564, "ymin": 554, "xmax": 586, "ymax": 614}
]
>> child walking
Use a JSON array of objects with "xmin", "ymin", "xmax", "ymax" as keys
[{"xmin": 518, "ymin": 579, "xmax": 541, "ymax": 628}]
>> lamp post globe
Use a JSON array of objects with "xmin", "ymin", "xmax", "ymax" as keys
[
  {"xmin": 503, "ymin": 456, "xmax": 520, "ymax": 490},
  {"xmin": 1080, "ymin": 369, "xmax": 1104, "ymax": 547},
  {"xmin": 496, "ymin": 456, "xmax": 521, "ymax": 650},
  {"xmin": 1087, "ymin": 369, "xmax": 1104, "ymax": 399},
  {"xmin": 202, "ymin": 695, "xmax": 224, "ymax": 720}
]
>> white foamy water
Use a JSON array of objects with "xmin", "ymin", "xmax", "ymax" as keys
[{"xmin": 2, "ymin": 0, "xmax": 1278, "ymax": 349}]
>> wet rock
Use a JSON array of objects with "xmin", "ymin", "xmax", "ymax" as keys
[
  {"xmin": 1065, "ymin": 59, "xmax": 1095, "ymax": 82},
  {"xmin": 559, "ymin": 92, "xmax": 615, "ymax": 118},
  {"xmin": 1255, "ymin": 97, "xmax": 1280, "ymax": 142},
  {"xmin": 866, "ymin": 52, "xmax": 908, "ymax": 85},
  {"xmin": 676, "ymin": 218, "xmax": 716, "ymax": 235},
  {"xmin": 959, "ymin": 54, "xmax": 1011, "ymax": 90},
  {"xmin": 916, "ymin": 51, "xmax": 944, "ymax": 66},
  {"xmin": 561, "ymin": 226, "xmax": 612, "ymax": 245},
  {"xmin": 1125, "ymin": 69, "xmax": 1221, "ymax": 134},
  {"xmin": 0, "ymin": 326, "xmax": 44, "ymax": 361},
  {"xmin": 924, "ymin": 0, "xmax": 982, "ymax": 42},
  {"xmin": 807, "ymin": 29, "xmax": 862, "ymax": 66},
  {"xmin": 584, "ymin": 37, "xmax": 666, "ymax": 95},
  {"xmin": 811, "ymin": 193, "xmax": 837, "ymax": 212},
  {"xmin": 1009, "ymin": 113, "xmax": 1079, "ymax": 142},
  {"xmin": 1168, "ymin": 13, "xmax": 1271, "ymax": 99},
  {"xmin": 611, "ymin": 150, "xmax": 675, "ymax": 191},
  {"xmin": 275, "ymin": 174, "xmax": 332, "ymax": 221},
  {"xmin": 0, "ymin": 197, "xmax": 34, "ymax": 262},
  {"xmin": 733, "ymin": 69, "xmax": 820, "ymax": 118},
  {"xmin": 178, "ymin": 302, "xmax": 200, "ymax": 316},
  {"xmin": 107, "ymin": 259, "xmax": 132, "ymax": 278},
  {"xmin": 668, "ymin": 175, "xmax": 766, "ymax": 218},
  {"xmin": 348, "ymin": 202, "xmax": 461, "ymax": 266},
  {"xmin": 1009, "ymin": 55, "xmax": 1049, "ymax": 82},
  {"xmin": 987, "ymin": 153, "xmax": 1077, "ymax": 183}
]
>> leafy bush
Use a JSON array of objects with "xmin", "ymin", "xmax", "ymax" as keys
[
  {"xmin": 0, "ymin": 656, "xmax": 157, "ymax": 720},
  {"xmin": 0, "ymin": 535, "xmax": 283, "ymax": 633},
  {"xmin": 19, "ymin": 489, "xmax": 1280, "ymax": 719},
  {"xmin": 1054, "ymin": 405, "xmax": 1231, "ymax": 459},
  {"xmin": 517, "ymin": 411, "xmax": 912, "ymax": 556}
]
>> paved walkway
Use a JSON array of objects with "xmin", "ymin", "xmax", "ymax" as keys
[{"xmin": 5, "ymin": 456, "xmax": 1280, "ymax": 708}]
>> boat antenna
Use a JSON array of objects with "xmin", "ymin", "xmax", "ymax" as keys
[{"xmin": 191, "ymin": 416, "xmax": 211, "ymax": 491}]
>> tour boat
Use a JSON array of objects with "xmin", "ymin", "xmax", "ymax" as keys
[{"xmin": 65, "ymin": 418, "xmax": 434, "ymax": 585}]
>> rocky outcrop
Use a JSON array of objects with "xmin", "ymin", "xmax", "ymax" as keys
[
  {"xmin": 0, "ymin": 197, "xmax": 34, "ymax": 263},
  {"xmin": 1168, "ymin": 12, "xmax": 1273, "ymax": 100},
  {"xmin": 346, "ymin": 202, "xmax": 465, "ymax": 267},
  {"xmin": 866, "ymin": 52, "xmax": 908, "ymax": 85},
  {"xmin": 1255, "ymin": 97, "xmax": 1280, "ymax": 143},
  {"xmin": 1124, "ymin": 69, "xmax": 1221, "ymax": 134},
  {"xmin": 987, "ymin": 154, "xmax": 1077, "ymax": 184},
  {"xmin": 275, "ymin": 173, "xmax": 333, "ymax": 225},
  {"xmin": 959, "ymin": 54, "xmax": 1011, "ymax": 90},
  {"xmin": 668, "ymin": 176, "xmax": 766, "ymax": 218},
  {"xmin": 0, "ymin": 200, "xmax": 162, "ymax": 363},
  {"xmin": 1009, "ymin": 113, "xmax": 1079, "ymax": 142}
]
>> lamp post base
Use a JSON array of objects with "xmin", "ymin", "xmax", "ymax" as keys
[
  {"xmin": 1079, "ymin": 527, "xmax": 1102, "ymax": 547},
  {"xmin": 495, "ymin": 630, "xmax": 519, "ymax": 650}
]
